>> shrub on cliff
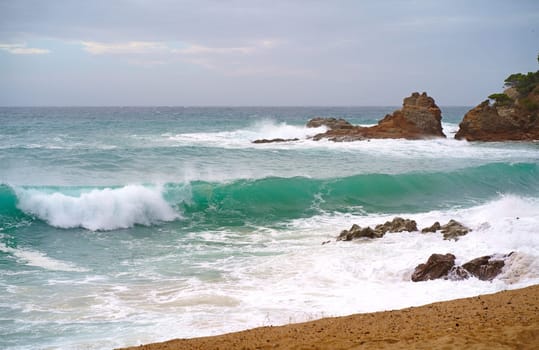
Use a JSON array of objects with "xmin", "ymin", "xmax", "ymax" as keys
[
  {"xmin": 504, "ymin": 71, "xmax": 539, "ymax": 96},
  {"xmin": 503, "ymin": 54, "xmax": 539, "ymax": 96},
  {"xmin": 488, "ymin": 93, "xmax": 513, "ymax": 106}
]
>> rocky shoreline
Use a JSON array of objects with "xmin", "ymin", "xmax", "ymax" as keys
[
  {"xmin": 252, "ymin": 63, "xmax": 539, "ymax": 143},
  {"xmin": 333, "ymin": 216, "xmax": 512, "ymax": 283}
]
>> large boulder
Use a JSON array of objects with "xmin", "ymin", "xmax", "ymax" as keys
[
  {"xmin": 312, "ymin": 92, "xmax": 445, "ymax": 141},
  {"xmin": 412, "ymin": 253, "xmax": 512, "ymax": 282},
  {"xmin": 411, "ymin": 253, "xmax": 456, "ymax": 282},
  {"xmin": 462, "ymin": 254, "xmax": 511, "ymax": 281}
]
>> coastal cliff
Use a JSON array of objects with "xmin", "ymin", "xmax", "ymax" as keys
[{"xmin": 455, "ymin": 61, "xmax": 539, "ymax": 141}]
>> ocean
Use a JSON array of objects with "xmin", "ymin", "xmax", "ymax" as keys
[{"xmin": 1, "ymin": 106, "xmax": 538, "ymax": 349}]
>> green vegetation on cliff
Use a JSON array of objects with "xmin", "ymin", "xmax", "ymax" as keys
[
  {"xmin": 504, "ymin": 72, "xmax": 539, "ymax": 95},
  {"xmin": 501, "ymin": 53, "xmax": 539, "ymax": 97},
  {"xmin": 487, "ymin": 93, "xmax": 513, "ymax": 107},
  {"xmin": 487, "ymin": 53, "xmax": 539, "ymax": 110}
]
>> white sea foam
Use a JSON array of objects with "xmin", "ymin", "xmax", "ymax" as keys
[
  {"xmin": 163, "ymin": 121, "xmax": 538, "ymax": 163},
  {"xmin": 14, "ymin": 185, "xmax": 179, "ymax": 231},
  {"xmin": 3, "ymin": 194, "xmax": 538, "ymax": 350},
  {"xmin": 0, "ymin": 242, "xmax": 87, "ymax": 272},
  {"xmin": 166, "ymin": 119, "xmax": 327, "ymax": 147}
]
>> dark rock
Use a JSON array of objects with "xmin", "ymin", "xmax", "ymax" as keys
[
  {"xmin": 252, "ymin": 138, "xmax": 299, "ymax": 144},
  {"xmin": 440, "ymin": 220, "xmax": 471, "ymax": 240},
  {"xmin": 306, "ymin": 117, "xmax": 353, "ymax": 130},
  {"xmin": 312, "ymin": 92, "xmax": 445, "ymax": 141},
  {"xmin": 374, "ymin": 217, "xmax": 417, "ymax": 235},
  {"xmin": 446, "ymin": 266, "xmax": 471, "ymax": 280},
  {"xmin": 337, "ymin": 224, "xmax": 382, "ymax": 241},
  {"xmin": 411, "ymin": 253, "xmax": 456, "ymax": 282},
  {"xmin": 412, "ymin": 252, "xmax": 512, "ymax": 282},
  {"xmin": 337, "ymin": 217, "xmax": 417, "ymax": 241},
  {"xmin": 462, "ymin": 253, "xmax": 511, "ymax": 281},
  {"xmin": 421, "ymin": 221, "xmax": 441, "ymax": 233}
]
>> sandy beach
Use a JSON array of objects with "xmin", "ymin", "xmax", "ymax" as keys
[{"xmin": 120, "ymin": 284, "xmax": 539, "ymax": 350}]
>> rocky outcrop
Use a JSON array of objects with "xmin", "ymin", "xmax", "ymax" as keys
[
  {"xmin": 421, "ymin": 221, "xmax": 441, "ymax": 233},
  {"xmin": 338, "ymin": 224, "xmax": 381, "ymax": 240},
  {"xmin": 455, "ymin": 85, "xmax": 539, "ymax": 141},
  {"xmin": 311, "ymin": 92, "xmax": 445, "ymax": 141},
  {"xmin": 306, "ymin": 117, "xmax": 353, "ymax": 130},
  {"xmin": 375, "ymin": 217, "xmax": 418, "ymax": 234},
  {"xmin": 462, "ymin": 254, "xmax": 511, "ymax": 281},
  {"xmin": 252, "ymin": 138, "xmax": 299, "ymax": 144},
  {"xmin": 440, "ymin": 220, "xmax": 471, "ymax": 241},
  {"xmin": 337, "ymin": 217, "xmax": 417, "ymax": 241},
  {"xmin": 420, "ymin": 220, "xmax": 471, "ymax": 240},
  {"xmin": 412, "ymin": 253, "xmax": 512, "ymax": 282},
  {"xmin": 411, "ymin": 253, "xmax": 456, "ymax": 282}
]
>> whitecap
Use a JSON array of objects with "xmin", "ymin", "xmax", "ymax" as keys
[{"xmin": 14, "ymin": 185, "xmax": 180, "ymax": 231}]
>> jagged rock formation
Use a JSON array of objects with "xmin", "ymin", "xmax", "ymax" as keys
[
  {"xmin": 411, "ymin": 253, "xmax": 456, "ymax": 282},
  {"xmin": 337, "ymin": 217, "xmax": 417, "ymax": 241},
  {"xmin": 337, "ymin": 217, "xmax": 472, "ymax": 242},
  {"xmin": 455, "ymin": 72, "xmax": 539, "ymax": 141},
  {"xmin": 420, "ymin": 220, "xmax": 471, "ymax": 240},
  {"xmin": 421, "ymin": 221, "xmax": 441, "ymax": 233},
  {"xmin": 462, "ymin": 254, "xmax": 510, "ymax": 281},
  {"xmin": 311, "ymin": 92, "xmax": 445, "ymax": 141},
  {"xmin": 411, "ymin": 253, "xmax": 512, "ymax": 282}
]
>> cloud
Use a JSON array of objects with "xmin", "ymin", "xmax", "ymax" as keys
[
  {"xmin": 77, "ymin": 38, "xmax": 291, "ymax": 76},
  {"xmin": 171, "ymin": 39, "xmax": 285, "ymax": 74},
  {"xmin": 0, "ymin": 43, "xmax": 50, "ymax": 55},
  {"xmin": 172, "ymin": 39, "xmax": 278, "ymax": 56},
  {"xmin": 80, "ymin": 41, "xmax": 168, "ymax": 54}
]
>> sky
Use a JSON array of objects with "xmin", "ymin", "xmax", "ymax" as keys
[{"xmin": 0, "ymin": 0, "xmax": 538, "ymax": 106}]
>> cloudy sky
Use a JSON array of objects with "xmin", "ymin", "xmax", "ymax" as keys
[{"xmin": 1, "ymin": 0, "xmax": 538, "ymax": 106}]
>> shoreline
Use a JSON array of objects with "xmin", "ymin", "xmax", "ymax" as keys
[{"xmin": 119, "ymin": 284, "xmax": 539, "ymax": 350}]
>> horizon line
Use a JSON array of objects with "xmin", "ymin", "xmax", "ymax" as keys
[{"xmin": 0, "ymin": 104, "xmax": 474, "ymax": 108}]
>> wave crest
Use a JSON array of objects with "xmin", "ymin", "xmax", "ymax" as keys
[{"xmin": 15, "ymin": 185, "xmax": 179, "ymax": 231}]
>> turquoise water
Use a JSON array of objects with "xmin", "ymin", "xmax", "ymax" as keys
[{"xmin": 1, "ymin": 107, "xmax": 539, "ymax": 349}]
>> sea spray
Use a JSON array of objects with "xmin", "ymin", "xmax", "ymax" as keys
[
  {"xmin": 1, "ymin": 106, "xmax": 538, "ymax": 350},
  {"xmin": 14, "ymin": 185, "xmax": 179, "ymax": 230},
  {"xmin": 2, "ymin": 162, "xmax": 538, "ymax": 230}
]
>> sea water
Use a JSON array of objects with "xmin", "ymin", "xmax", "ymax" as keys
[{"xmin": 0, "ymin": 106, "xmax": 538, "ymax": 349}]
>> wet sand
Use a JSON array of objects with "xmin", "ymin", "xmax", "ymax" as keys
[{"xmin": 120, "ymin": 284, "xmax": 539, "ymax": 350}]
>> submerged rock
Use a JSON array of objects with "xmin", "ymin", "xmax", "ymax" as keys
[
  {"xmin": 337, "ymin": 217, "xmax": 417, "ymax": 241},
  {"xmin": 420, "ymin": 220, "xmax": 470, "ymax": 240},
  {"xmin": 252, "ymin": 138, "xmax": 299, "ymax": 144},
  {"xmin": 462, "ymin": 253, "xmax": 512, "ymax": 281},
  {"xmin": 411, "ymin": 253, "xmax": 456, "ymax": 282},
  {"xmin": 337, "ymin": 224, "xmax": 382, "ymax": 241},
  {"xmin": 412, "ymin": 252, "xmax": 512, "ymax": 282},
  {"xmin": 440, "ymin": 220, "xmax": 471, "ymax": 240},
  {"xmin": 306, "ymin": 117, "xmax": 353, "ymax": 130},
  {"xmin": 421, "ymin": 221, "xmax": 441, "ymax": 233},
  {"xmin": 374, "ymin": 217, "xmax": 418, "ymax": 234}
]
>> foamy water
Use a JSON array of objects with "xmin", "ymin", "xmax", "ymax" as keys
[{"xmin": 1, "ymin": 106, "xmax": 538, "ymax": 350}]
